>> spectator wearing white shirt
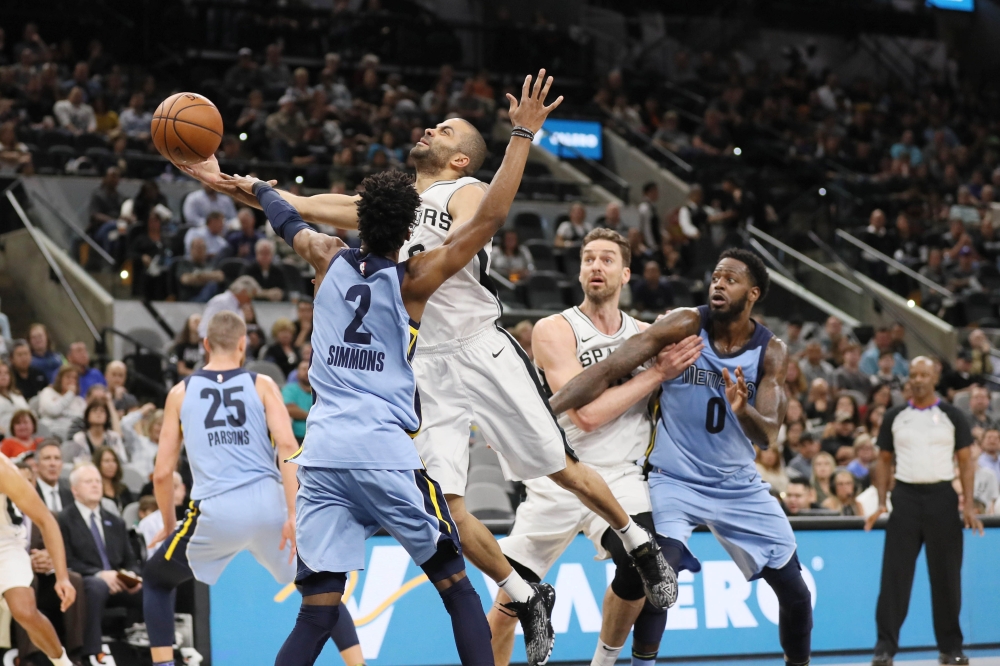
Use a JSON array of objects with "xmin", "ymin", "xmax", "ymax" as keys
[
  {"xmin": 53, "ymin": 86, "xmax": 96, "ymax": 135},
  {"xmin": 117, "ymin": 92, "xmax": 152, "ymax": 141},
  {"xmin": 554, "ymin": 202, "xmax": 591, "ymax": 248},
  {"xmin": 184, "ymin": 212, "xmax": 229, "ymax": 260},
  {"xmin": 182, "ymin": 184, "xmax": 238, "ymax": 228},
  {"xmin": 980, "ymin": 428, "xmax": 1000, "ymax": 482},
  {"xmin": 674, "ymin": 185, "xmax": 706, "ymax": 241},
  {"xmin": 136, "ymin": 473, "xmax": 186, "ymax": 557},
  {"xmin": 196, "ymin": 277, "xmax": 260, "ymax": 339}
]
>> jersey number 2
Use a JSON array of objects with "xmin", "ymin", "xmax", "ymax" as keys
[
  {"xmin": 201, "ymin": 387, "xmax": 246, "ymax": 428},
  {"xmin": 705, "ymin": 397, "xmax": 726, "ymax": 434},
  {"xmin": 344, "ymin": 284, "xmax": 372, "ymax": 345}
]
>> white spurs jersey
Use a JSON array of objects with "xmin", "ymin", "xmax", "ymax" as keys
[
  {"xmin": 400, "ymin": 177, "xmax": 502, "ymax": 348},
  {"xmin": 538, "ymin": 307, "xmax": 652, "ymax": 466}
]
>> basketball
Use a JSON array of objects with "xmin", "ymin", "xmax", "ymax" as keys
[{"xmin": 151, "ymin": 92, "xmax": 223, "ymax": 166}]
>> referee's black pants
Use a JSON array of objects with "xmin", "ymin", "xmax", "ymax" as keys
[{"xmin": 875, "ymin": 481, "xmax": 964, "ymax": 655}]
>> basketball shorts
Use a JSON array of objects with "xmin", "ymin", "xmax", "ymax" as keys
[
  {"xmin": 150, "ymin": 475, "xmax": 295, "ymax": 586},
  {"xmin": 412, "ymin": 324, "xmax": 568, "ymax": 496},
  {"xmin": 0, "ymin": 531, "xmax": 33, "ymax": 595},
  {"xmin": 295, "ymin": 465, "xmax": 460, "ymax": 577},
  {"xmin": 500, "ymin": 462, "xmax": 650, "ymax": 578},
  {"xmin": 648, "ymin": 468, "xmax": 797, "ymax": 580}
]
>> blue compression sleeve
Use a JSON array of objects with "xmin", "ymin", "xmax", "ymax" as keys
[{"xmin": 253, "ymin": 182, "xmax": 312, "ymax": 247}]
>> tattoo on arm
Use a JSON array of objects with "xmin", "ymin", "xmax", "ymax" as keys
[{"xmin": 736, "ymin": 337, "xmax": 788, "ymax": 448}]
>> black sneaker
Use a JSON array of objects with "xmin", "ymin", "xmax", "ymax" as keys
[
  {"xmin": 939, "ymin": 653, "xmax": 969, "ymax": 665},
  {"xmin": 629, "ymin": 539, "xmax": 678, "ymax": 609},
  {"xmin": 872, "ymin": 653, "xmax": 894, "ymax": 666},
  {"xmin": 501, "ymin": 582, "xmax": 555, "ymax": 666}
]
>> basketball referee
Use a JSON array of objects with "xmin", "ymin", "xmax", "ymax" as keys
[{"xmin": 866, "ymin": 356, "xmax": 984, "ymax": 666}]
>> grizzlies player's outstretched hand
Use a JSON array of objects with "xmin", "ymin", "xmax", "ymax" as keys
[
  {"xmin": 722, "ymin": 366, "xmax": 748, "ymax": 415},
  {"xmin": 506, "ymin": 68, "xmax": 564, "ymax": 134},
  {"xmin": 653, "ymin": 334, "xmax": 703, "ymax": 381}
]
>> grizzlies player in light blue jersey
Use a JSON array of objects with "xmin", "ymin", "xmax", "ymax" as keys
[
  {"xmin": 142, "ymin": 311, "xmax": 300, "ymax": 666},
  {"xmin": 227, "ymin": 71, "xmax": 564, "ymax": 666},
  {"xmin": 551, "ymin": 249, "xmax": 813, "ymax": 666}
]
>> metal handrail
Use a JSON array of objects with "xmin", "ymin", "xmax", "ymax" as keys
[
  {"xmin": 5, "ymin": 190, "xmax": 101, "ymax": 342},
  {"xmin": 835, "ymin": 229, "xmax": 953, "ymax": 298},
  {"xmin": 30, "ymin": 194, "xmax": 115, "ymax": 265},
  {"xmin": 747, "ymin": 225, "xmax": 863, "ymax": 295},
  {"xmin": 550, "ymin": 142, "xmax": 630, "ymax": 201},
  {"xmin": 624, "ymin": 125, "xmax": 694, "ymax": 174}
]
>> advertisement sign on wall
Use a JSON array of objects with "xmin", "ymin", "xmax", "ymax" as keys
[
  {"xmin": 533, "ymin": 119, "xmax": 604, "ymax": 160},
  {"xmin": 211, "ymin": 529, "xmax": 1000, "ymax": 665}
]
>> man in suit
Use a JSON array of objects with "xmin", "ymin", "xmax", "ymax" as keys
[
  {"xmin": 35, "ymin": 441, "xmax": 74, "ymax": 513},
  {"xmin": 59, "ymin": 464, "xmax": 142, "ymax": 662}
]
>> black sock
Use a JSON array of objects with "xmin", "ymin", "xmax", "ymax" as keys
[
  {"xmin": 760, "ymin": 553, "xmax": 813, "ymax": 664},
  {"xmin": 632, "ymin": 600, "xmax": 667, "ymax": 657},
  {"xmin": 330, "ymin": 603, "xmax": 360, "ymax": 652},
  {"xmin": 439, "ymin": 577, "xmax": 494, "ymax": 665},
  {"xmin": 274, "ymin": 604, "xmax": 341, "ymax": 666}
]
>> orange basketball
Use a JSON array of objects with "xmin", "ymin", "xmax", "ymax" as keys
[{"xmin": 151, "ymin": 92, "xmax": 223, "ymax": 166}]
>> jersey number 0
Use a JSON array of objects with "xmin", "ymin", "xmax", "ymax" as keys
[{"xmin": 705, "ymin": 397, "xmax": 726, "ymax": 434}]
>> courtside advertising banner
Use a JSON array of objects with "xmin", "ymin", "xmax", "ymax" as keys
[
  {"xmin": 211, "ymin": 528, "xmax": 1000, "ymax": 665},
  {"xmin": 532, "ymin": 119, "xmax": 603, "ymax": 160}
]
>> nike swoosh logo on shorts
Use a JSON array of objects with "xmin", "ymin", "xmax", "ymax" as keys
[{"xmin": 492, "ymin": 348, "xmax": 504, "ymax": 358}]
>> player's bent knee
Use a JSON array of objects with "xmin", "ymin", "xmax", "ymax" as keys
[
  {"xmin": 143, "ymin": 553, "xmax": 193, "ymax": 590},
  {"xmin": 420, "ymin": 540, "xmax": 466, "ymax": 585},
  {"xmin": 760, "ymin": 554, "xmax": 812, "ymax": 611},
  {"xmin": 3, "ymin": 590, "xmax": 36, "ymax": 623}
]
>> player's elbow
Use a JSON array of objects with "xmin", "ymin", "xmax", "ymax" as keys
[
  {"xmin": 152, "ymin": 465, "xmax": 173, "ymax": 486},
  {"xmin": 571, "ymin": 410, "xmax": 601, "ymax": 433}
]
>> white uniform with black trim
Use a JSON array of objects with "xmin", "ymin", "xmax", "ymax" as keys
[
  {"xmin": 500, "ymin": 308, "xmax": 653, "ymax": 577},
  {"xmin": 402, "ymin": 178, "xmax": 567, "ymax": 495},
  {"xmin": 0, "ymin": 458, "xmax": 33, "ymax": 595}
]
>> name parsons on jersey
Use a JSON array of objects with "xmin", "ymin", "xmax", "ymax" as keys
[
  {"xmin": 207, "ymin": 429, "xmax": 251, "ymax": 446},
  {"xmin": 680, "ymin": 365, "xmax": 757, "ymax": 399}
]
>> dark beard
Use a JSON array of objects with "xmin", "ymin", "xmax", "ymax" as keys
[
  {"xmin": 410, "ymin": 144, "xmax": 447, "ymax": 173},
  {"xmin": 709, "ymin": 294, "xmax": 748, "ymax": 323},
  {"xmin": 585, "ymin": 283, "xmax": 617, "ymax": 306}
]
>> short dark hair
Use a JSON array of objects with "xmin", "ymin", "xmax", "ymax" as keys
[
  {"xmin": 787, "ymin": 479, "xmax": 810, "ymax": 490},
  {"xmin": 581, "ymin": 228, "xmax": 631, "ymax": 267},
  {"xmin": 36, "ymin": 439, "xmax": 62, "ymax": 456},
  {"xmin": 356, "ymin": 170, "xmax": 421, "ymax": 256},
  {"xmin": 643, "ymin": 182, "xmax": 657, "ymax": 194},
  {"xmin": 718, "ymin": 248, "xmax": 769, "ymax": 300},
  {"xmin": 455, "ymin": 119, "xmax": 487, "ymax": 176},
  {"xmin": 83, "ymin": 399, "xmax": 110, "ymax": 429}
]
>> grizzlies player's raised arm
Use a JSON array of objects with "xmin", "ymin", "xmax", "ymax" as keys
[
  {"xmin": 150, "ymin": 381, "xmax": 185, "ymax": 545},
  {"xmin": 255, "ymin": 374, "xmax": 300, "ymax": 558},
  {"xmin": 534, "ymin": 315, "xmax": 703, "ymax": 432},
  {"xmin": 723, "ymin": 336, "xmax": 789, "ymax": 449},
  {"xmin": 401, "ymin": 69, "xmax": 563, "ymax": 319},
  {"xmin": 549, "ymin": 307, "xmax": 702, "ymax": 414},
  {"xmin": 178, "ymin": 155, "xmax": 361, "ymax": 229}
]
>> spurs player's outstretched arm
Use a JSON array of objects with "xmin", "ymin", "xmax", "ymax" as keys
[
  {"xmin": 550, "ymin": 308, "xmax": 702, "ymax": 415},
  {"xmin": 721, "ymin": 337, "xmax": 788, "ymax": 449},
  {"xmin": 533, "ymin": 316, "xmax": 703, "ymax": 432}
]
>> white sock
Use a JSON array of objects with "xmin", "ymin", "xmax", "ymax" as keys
[
  {"xmin": 617, "ymin": 517, "xmax": 651, "ymax": 552},
  {"xmin": 591, "ymin": 639, "xmax": 624, "ymax": 666},
  {"xmin": 50, "ymin": 648, "xmax": 72, "ymax": 666},
  {"xmin": 632, "ymin": 653, "xmax": 657, "ymax": 666},
  {"xmin": 497, "ymin": 570, "xmax": 533, "ymax": 604}
]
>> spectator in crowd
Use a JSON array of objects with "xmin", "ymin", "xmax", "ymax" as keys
[
  {"xmin": 822, "ymin": 412, "xmax": 859, "ymax": 458},
  {"xmin": 66, "ymin": 396, "xmax": 126, "ymax": 464},
  {"xmin": 1, "ymin": 409, "xmax": 42, "ymax": 458},
  {"xmin": 971, "ymin": 446, "xmax": 998, "ymax": 515},
  {"xmin": 945, "ymin": 247, "xmax": 981, "ymax": 295},
  {"xmin": 283, "ymin": 359, "xmax": 312, "ymax": 443},
  {"xmin": 860, "ymin": 327, "xmax": 909, "ymax": 377},
  {"xmin": 170, "ymin": 314, "xmax": 202, "ymax": 378},
  {"xmin": 128, "ymin": 205, "xmax": 171, "ymax": 300},
  {"xmin": 833, "ymin": 343, "xmax": 872, "ymax": 395},
  {"xmin": 890, "ymin": 130, "xmax": 922, "ymax": 168},
  {"xmin": 979, "ymin": 428, "xmax": 1000, "ymax": 482},
  {"xmin": 784, "ymin": 360, "xmax": 808, "ymax": 402},
  {"xmin": 59, "ymin": 464, "xmax": 142, "ymax": 663},
  {"xmin": 788, "ymin": 431, "xmax": 820, "ymax": 480},
  {"xmin": 799, "ymin": 341, "xmax": 834, "ymax": 386},
  {"xmin": 38, "ymin": 366, "xmax": 85, "ymax": 441},
  {"xmin": 28, "ymin": 323, "xmax": 64, "ymax": 383},
  {"xmin": 104, "ymin": 361, "xmax": 137, "ymax": 415},
  {"xmin": 197, "ymin": 276, "xmax": 260, "ymax": 339},
  {"xmin": 652, "ymin": 110, "xmax": 690, "ymax": 153},
  {"xmin": 182, "ymin": 184, "xmax": 238, "ymax": 229},
  {"xmin": 119, "ymin": 403, "xmax": 161, "ymax": 478},
  {"xmin": 225, "ymin": 208, "xmax": 263, "ymax": 260},
  {"xmin": 176, "ymin": 237, "xmax": 225, "ymax": 303},
  {"xmin": 967, "ymin": 329, "xmax": 994, "ymax": 377},
  {"xmin": 782, "ymin": 479, "xmax": 817, "ymax": 516},
  {"xmin": 669, "ymin": 186, "xmax": 705, "ymax": 249},
  {"xmin": 593, "ymin": 202, "xmax": 624, "ymax": 233},
  {"xmin": 242, "ymin": 238, "xmax": 288, "ymax": 301},
  {"xmin": 818, "ymin": 316, "xmax": 849, "ymax": 356},
  {"xmin": 755, "ymin": 445, "xmax": 788, "ymax": 494},
  {"xmin": 637, "ymin": 182, "xmax": 661, "ymax": 249},
  {"xmin": 235, "ymin": 89, "xmax": 268, "ymax": 146},
  {"xmin": 805, "ymin": 378, "xmax": 832, "ymax": 425},
  {"xmin": 117, "ymin": 92, "xmax": 151, "ymax": 141},
  {"xmin": 0, "ymin": 120, "xmax": 33, "ymax": 174},
  {"xmin": 136, "ymin": 473, "xmax": 186, "ymax": 555},
  {"xmin": 868, "ymin": 382, "xmax": 894, "ymax": 414},
  {"xmin": 554, "ymin": 202, "xmax": 591, "ymax": 248},
  {"xmin": 848, "ymin": 433, "xmax": 877, "ymax": 486},
  {"xmin": 889, "ymin": 323, "xmax": 909, "ymax": 359},
  {"xmin": 871, "ymin": 351, "xmax": 905, "ymax": 392},
  {"xmin": 316, "ymin": 53, "xmax": 352, "ymax": 110},
  {"xmin": 66, "ymin": 341, "xmax": 105, "ymax": 396},
  {"xmin": 35, "ymin": 441, "xmax": 73, "ymax": 513},
  {"xmin": 263, "ymin": 318, "xmax": 301, "ymax": 379},
  {"xmin": 784, "ymin": 319, "xmax": 806, "ymax": 358},
  {"xmin": 692, "ymin": 108, "xmax": 733, "ymax": 156},
  {"xmin": 0, "ymin": 360, "xmax": 30, "ymax": 436},
  {"xmin": 184, "ymin": 211, "xmax": 229, "ymax": 260},
  {"xmin": 52, "ymin": 86, "xmax": 96, "ymax": 134},
  {"xmin": 267, "ymin": 94, "xmax": 308, "ymax": 162},
  {"xmin": 510, "ymin": 320, "xmax": 534, "ymax": 361},
  {"xmin": 86, "ymin": 167, "xmax": 123, "ymax": 241},
  {"xmin": 938, "ymin": 350, "xmax": 976, "ymax": 400},
  {"xmin": 630, "ymin": 261, "xmax": 674, "ymax": 312},
  {"xmin": 822, "ymin": 468, "xmax": 863, "ymax": 515},
  {"xmin": 491, "ymin": 230, "xmax": 534, "ymax": 282},
  {"xmin": 964, "ymin": 385, "xmax": 997, "ymax": 431},
  {"xmin": 224, "ymin": 47, "xmax": 260, "ymax": 95},
  {"xmin": 93, "ymin": 445, "xmax": 134, "ymax": 511},
  {"xmin": 246, "ymin": 323, "xmax": 267, "ymax": 360},
  {"xmin": 259, "ymin": 43, "xmax": 291, "ymax": 92},
  {"xmin": 811, "ymin": 451, "xmax": 836, "ymax": 505}
]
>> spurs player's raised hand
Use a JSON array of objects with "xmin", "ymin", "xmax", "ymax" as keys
[{"xmin": 507, "ymin": 68, "xmax": 564, "ymax": 134}]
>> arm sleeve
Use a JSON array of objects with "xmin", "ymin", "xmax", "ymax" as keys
[
  {"xmin": 876, "ymin": 405, "xmax": 904, "ymax": 453},
  {"xmin": 253, "ymin": 183, "xmax": 312, "ymax": 247},
  {"xmin": 939, "ymin": 402, "xmax": 974, "ymax": 450}
]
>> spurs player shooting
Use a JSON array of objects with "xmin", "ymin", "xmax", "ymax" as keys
[
  {"xmin": 486, "ymin": 228, "xmax": 703, "ymax": 666},
  {"xmin": 0, "ymin": 454, "xmax": 76, "ymax": 666},
  {"xmin": 550, "ymin": 249, "xmax": 813, "ymax": 666},
  {"xmin": 181, "ymin": 68, "xmax": 677, "ymax": 665}
]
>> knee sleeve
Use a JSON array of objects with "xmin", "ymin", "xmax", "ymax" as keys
[
  {"xmin": 760, "ymin": 553, "xmax": 812, "ymax": 613},
  {"xmin": 420, "ymin": 540, "xmax": 465, "ymax": 584},
  {"xmin": 632, "ymin": 601, "xmax": 667, "ymax": 655}
]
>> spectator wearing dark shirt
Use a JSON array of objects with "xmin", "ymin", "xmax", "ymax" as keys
[
  {"xmin": 128, "ymin": 206, "xmax": 170, "ymax": 300},
  {"xmin": 262, "ymin": 318, "xmax": 300, "ymax": 378},
  {"xmin": 832, "ymin": 344, "xmax": 872, "ymax": 395},
  {"xmin": 174, "ymin": 238, "xmax": 224, "ymax": 303},
  {"xmin": 691, "ymin": 108, "xmax": 733, "ymax": 156},
  {"xmin": 225, "ymin": 208, "xmax": 264, "ymax": 260},
  {"xmin": 170, "ymin": 314, "xmax": 202, "ymax": 379},
  {"xmin": 241, "ymin": 238, "xmax": 287, "ymax": 302},
  {"xmin": 821, "ymin": 412, "xmax": 858, "ymax": 458},
  {"xmin": 937, "ymin": 350, "xmax": 976, "ymax": 401},
  {"xmin": 87, "ymin": 166, "xmax": 123, "ymax": 239},
  {"xmin": 975, "ymin": 216, "xmax": 1000, "ymax": 265},
  {"xmin": 224, "ymin": 47, "xmax": 260, "ymax": 95},
  {"xmin": 11, "ymin": 339, "xmax": 48, "ymax": 400},
  {"xmin": 631, "ymin": 261, "xmax": 674, "ymax": 312}
]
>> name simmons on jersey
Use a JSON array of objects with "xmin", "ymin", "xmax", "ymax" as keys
[
  {"xmin": 679, "ymin": 365, "xmax": 757, "ymax": 401},
  {"xmin": 324, "ymin": 345, "xmax": 386, "ymax": 373}
]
